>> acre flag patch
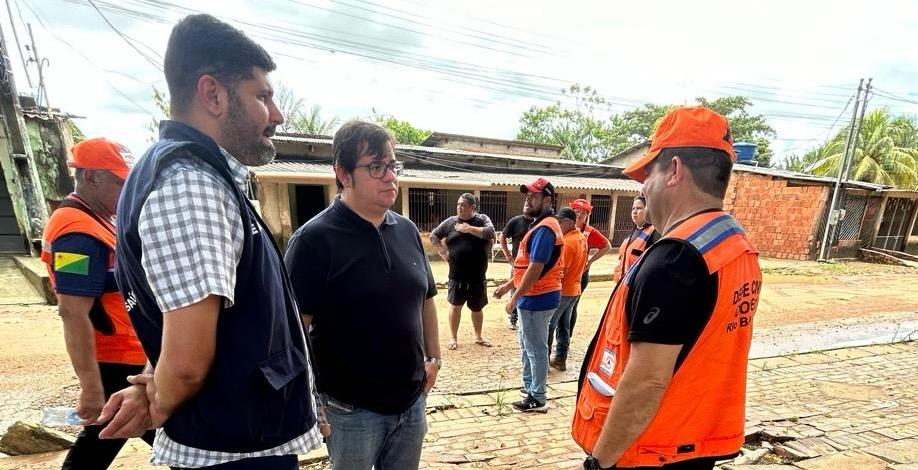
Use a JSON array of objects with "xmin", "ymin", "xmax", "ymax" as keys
[{"xmin": 54, "ymin": 252, "xmax": 90, "ymax": 275}]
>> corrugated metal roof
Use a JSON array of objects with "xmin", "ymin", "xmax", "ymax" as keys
[
  {"xmin": 271, "ymin": 134, "xmax": 617, "ymax": 170},
  {"xmin": 253, "ymin": 160, "xmax": 642, "ymax": 192},
  {"xmin": 733, "ymin": 164, "xmax": 888, "ymax": 190}
]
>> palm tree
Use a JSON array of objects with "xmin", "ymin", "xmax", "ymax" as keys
[{"xmin": 808, "ymin": 109, "xmax": 918, "ymax": 189}]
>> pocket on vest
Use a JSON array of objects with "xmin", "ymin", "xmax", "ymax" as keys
[
  {"xmin": 572, "ymin": 377, "xmax": 611, "ymax": 454},
  {"xmin": 258, "ymin": 347, "xmax": 308, "ymax": 390}
]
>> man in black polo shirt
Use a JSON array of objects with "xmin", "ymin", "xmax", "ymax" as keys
[
  {"xmin": 430, "ymin": 193, "xmax": 495, "ymax": 350},
  {"xmin": 285, "ymin": 120, "xmax": 441, "ymax": 470},
  {"xmin": 498, "ymin": 213, "xmax": 532, "ymax": 329}
]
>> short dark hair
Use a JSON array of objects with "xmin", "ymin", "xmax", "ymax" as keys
[
  {"xmin": 634, "ymin": 195, "xmax": 646, "ymax": 205},
  {"xmin": 333, "ymin": 120, "xmax": 395, "ymax": 190},
  {"xmin": 459, "ymin": 193, "xmax": 478, "ymax": 208},
  {"xmin": 652, "ymin": 147, "xmax": 733, "ymax": 199},
  {"xmin": 164, "ymin": 14, "xmax": 276, "ymax": 114}
]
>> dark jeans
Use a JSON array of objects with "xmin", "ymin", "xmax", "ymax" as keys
[
  {"xmin": 569, "ymin": 270, "xmax": 591, "ymax": 335},
  {"xmin": 170, "ymin": 455, "xmax": 298, "ymax": 470},
  {"xmin": 61, "ymin": 362, "xmax": 155, "ymax": 470}
]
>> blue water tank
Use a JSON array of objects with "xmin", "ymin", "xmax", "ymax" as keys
[{"xmin": 733, "ymin": 142, "xmax": 757, "ymax": 162}]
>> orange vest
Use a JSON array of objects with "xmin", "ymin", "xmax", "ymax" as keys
[
  {"xmin": 572, "ymin": 211, "xmax": 761, "ymax": 467},
  {"xmin": 41, "ymin": 196, "xmax": 147, "ymax": 366},
  {"xmin": 512, "ymin": 215, "xmax": 564, "ymax": 296},
  {"xmin": 614, "ymin": 224, "xmax": 658, "ymax": 283},
  {"xmin": 561, "ymin": 229, "xmax": 588, "ymax": 296}
]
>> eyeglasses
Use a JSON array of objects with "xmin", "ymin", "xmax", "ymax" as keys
[{"xmin": 355, "ymin": 160, "xmax": 403, "ymax": 179}]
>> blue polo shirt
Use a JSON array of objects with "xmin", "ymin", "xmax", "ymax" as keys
[
  {"xmin": 285, "ymin": 197, "xmax": 437, "ymax": 415},
  {"xmin": 517, "ymin": 226, "xmax": 562, "ymax": 311}
]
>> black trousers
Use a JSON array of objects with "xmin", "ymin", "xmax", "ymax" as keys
[
  {"xmin": 61, "ymin": 362, "xmax": 155, "ymax": 470},
  {"xmin": 171, "ymin": 454, "xmax": 298, "ymax": 469}
]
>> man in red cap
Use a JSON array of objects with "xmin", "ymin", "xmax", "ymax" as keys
[
  {"xmin": 494, "ymin": 177, "xmax": 564, "ymax": 412},
  {"xmin": 565, "ymin": 198, "xmax": 611, "ymax": 344},
  {"xmin": 572, "ymin": 107, "xmax": 761, "ymax": 469},
  {"xmin": 41, "ymin": 138, "xmax": 154, "ymax": 469}
]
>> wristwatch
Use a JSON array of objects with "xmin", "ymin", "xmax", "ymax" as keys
[
  {"xmin": 583, "ymin": 456, "xmax": 615, "ymax": 470},
  {"xmin": 426, "ymin": 357, "xmax": 442, "ymax": 369}
]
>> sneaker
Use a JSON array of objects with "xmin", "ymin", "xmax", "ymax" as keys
[
  {"xmin": 508, "ymin": 321, "xmax": 517, "ymax": 330},
  {"xmin": 512, "ymin": 395, "xmax": 547, "ymax": 412},
  {"xmin": 519, "ymin": 387, "xmax": 528, "ymax": 397},
  {"xmin": 549, "ymin": 358, "xmax": 567, "ymax": 371}
]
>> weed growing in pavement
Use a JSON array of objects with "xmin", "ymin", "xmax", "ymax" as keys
[{"xmin": 491, "ymin": 370, "xmax": 513, "ymax": 417}]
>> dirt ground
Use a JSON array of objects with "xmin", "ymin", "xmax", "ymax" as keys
[{"xmin": 0, "ymin": 257, "xmax": 915, "ymax": 468}]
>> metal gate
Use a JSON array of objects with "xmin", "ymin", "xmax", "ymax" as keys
[
  {"xmin": 611, "ymin": 195, "xmax": 634, "ymax": 245},
  {"xmin": 836, "ymin": 195, "xmax": 868, "ymax": 241},
  {"xmin": 408, "ymin": 187, "xmax": 468, "ymax": 232},
  {"xmin": 479, "ymin": 190, "xmax": 507, "ymax": 230},
  {"xmin": 590, "ymin": 195, "xmax": 612, "ymax": 239},
  {"xmin": 874, "ymin": 197, "xmax": 917, "ymax": 251}
]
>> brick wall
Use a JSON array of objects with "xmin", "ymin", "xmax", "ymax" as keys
[{"xmin": 724, "ymin": 172, "xmax": 829, "ymax": 260}]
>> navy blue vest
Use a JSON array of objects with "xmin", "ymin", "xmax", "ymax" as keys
[{"xmin": 115, "ymin": 121, "xmax": 316, "ymax": 452}]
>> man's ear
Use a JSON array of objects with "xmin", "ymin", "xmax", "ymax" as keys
[
  {"xmin": 666, "ymin": 156, "xmax": 686, "ymax": 187},
  {"xmin": 334, "ymin": 164, "xmax": 352, "ymax": 189},
  {"xmin": 195, "ymin": 74, "xmax": 229, "ymax": 117}
]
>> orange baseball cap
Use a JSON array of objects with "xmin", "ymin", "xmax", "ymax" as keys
[
  {"xmin": 570, "ymin": 199, "xmax": 592, "ymax": 214},
  {"xmin": 623, "ymin": 107, "xmax": 736, "ymax": 183},
  {"xmin": 68, "ymin": 138, "xmax": 135, "ymax": 180}
]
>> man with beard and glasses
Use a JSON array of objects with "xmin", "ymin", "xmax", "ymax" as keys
[{"xmin": 96, "ymin": 14, "xmax": 321, "ymax": 470}]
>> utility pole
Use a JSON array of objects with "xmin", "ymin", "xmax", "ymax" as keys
[
  {"xmin": 25, "ymin": 23, "xmax": 49, "ymax": 114},
  {"xmin": 818, "ymin": 79, "xmax": 863, "ymax": 262},
  {"xmin": 0, "ymin": 20, "xmax": 49, "ymax": 253}
]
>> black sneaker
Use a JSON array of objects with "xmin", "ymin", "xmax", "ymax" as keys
[
  {"xmin": 512, "ymin": 395, "xmax": 547, "ymax": 412},
  {"xmin": 508, "ymin": 321, "xmax": 517, "ymax": 330}
]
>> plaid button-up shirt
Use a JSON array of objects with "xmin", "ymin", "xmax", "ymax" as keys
[{"xmin": 138, "ymin": 149, "xmax": 321, "ymax": 468}]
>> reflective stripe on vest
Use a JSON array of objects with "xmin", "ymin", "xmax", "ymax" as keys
[
  {"xmin": 41, "ymin": 198, "xmax": 147, "ymax": 366},
  {"xmin": 614, "ymin": 224, "xmax": 657, "ymax": 283},
  {"xmin": 572, "ymin": 211, "xmax": 761, "ymax": 467},
  {"xmin": 512, "ymin": 215, "xmax": 564, "ymax": 296}
]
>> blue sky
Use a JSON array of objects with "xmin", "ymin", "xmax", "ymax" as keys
[{"xmin": 6, "ymin": 0, "xmax": 918, "ymax": 163}]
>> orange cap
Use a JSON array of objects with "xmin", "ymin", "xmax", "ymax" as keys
[
  {"xmin": 68, "ymin": 138, "xmax": 134, "ymax": 180},
  {"xmin": 570, "ymin": 199, "xmax": 592, "ymax": 214},
  {"xmin": 623, "ymin": 107, "xmax": 736, "ymax": 183}
]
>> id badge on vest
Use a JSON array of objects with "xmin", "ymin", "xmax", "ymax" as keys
[{"xmin": 599, "ymin": 347, "xmax": 616, "ymax": 376}]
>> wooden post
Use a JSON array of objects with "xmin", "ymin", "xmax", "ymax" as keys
[{"xmin": 871, "ymin": 194, "xmax": 889, "ymax": 248}]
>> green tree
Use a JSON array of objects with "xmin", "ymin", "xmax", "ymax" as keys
[
  {"xmin": 517, "ymin": 84, "xmax": 613, "ymax": 162},
  {"xmin": 694, "ymin": 96, "xmax": 775, "ymax": 166},
  {"xmin": 517, "ymin": 87, "xmax": 776, "ymax": 165},
  {"xmin": 148, "ymin": 86, "xmax": 170, "ymax": 142},
  {"xmin": 68, "ymin": 121, "xmax": 86, "ymax": 143},
  {"xmin": 276, "ymin": 83, "xmax": 339, "ymax": 136},
  {"xmin": 372, "ymin": 113, "xmax": 431, "ymax": 145},
  {"xmin": 807, "ymin": 109, "xmax": 918, "ymax": 189},
  {"xmin": 605, "ymin": 103, "xmax": 674, "ymax": 154}
]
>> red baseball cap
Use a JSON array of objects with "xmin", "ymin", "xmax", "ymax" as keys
[
  {"xmin": 569, "ymin": 199, "xmax": 592, "ymax": 214},
  {"xmin": 623, "ymin": 107, "xmax": 736, "ymax": 183},
  {"xmin": 519, "ymin": 177, "xmax": 556, "ymax": 197},
  {"xmin": 68, "ymin": 138, "xmax": 134, "ymax": 180}
]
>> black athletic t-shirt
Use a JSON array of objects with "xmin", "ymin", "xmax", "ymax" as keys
[
  {"xmin": 626, "ymin": 239, "xmax": 718, "ymax": 371},
  {"xmin": 502, "ymin": 214, "xmax": 532, "ymax": 260}
]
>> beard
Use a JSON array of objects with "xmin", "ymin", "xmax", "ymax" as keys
[{"xmin": 220, "ymin": 93, "xmax": 277, "ymax": 166}]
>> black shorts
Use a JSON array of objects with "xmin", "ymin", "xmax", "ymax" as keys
[{"xmin": 447, "ymin": 279, "xmax": 488, "ymax": 311}]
